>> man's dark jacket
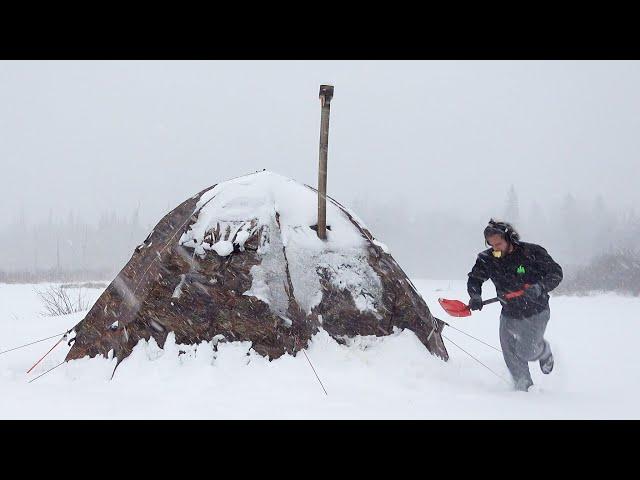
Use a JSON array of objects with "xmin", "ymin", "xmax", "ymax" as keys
[{"xmin": 467, "ymin": 241, "xmax": 563, "ymax": 319}]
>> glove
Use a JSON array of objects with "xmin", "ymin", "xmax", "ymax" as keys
[
  {"xmin": 468, "ymin": 295, "xmax": 483, "ymax": 311},
  {"xmin": 522, "ymin": 283, "xmax": 543, "ymax": 301}
]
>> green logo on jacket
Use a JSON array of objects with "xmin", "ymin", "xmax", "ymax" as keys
[{"xmin": 516, "ymin": 265, "xmax": 526, "ymax": 275}]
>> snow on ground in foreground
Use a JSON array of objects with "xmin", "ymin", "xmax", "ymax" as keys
[{"xmin": 0, "ymin": 280, "xmax": 638, "ymax": 419}]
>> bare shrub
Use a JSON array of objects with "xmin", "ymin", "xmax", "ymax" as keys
[
  {"xmin": 37, "ymin": 284, "xmax": 90, "ymax": 316},
  {"xmin": 556, "ymin": 249, "xmax": 640, "ymax": 296}
]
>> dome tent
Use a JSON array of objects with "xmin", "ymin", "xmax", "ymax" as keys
[{"xmin": 65, "ymin": 171, "xmax": 449, "ymax": 370}]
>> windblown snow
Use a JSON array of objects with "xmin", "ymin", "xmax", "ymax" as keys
[
  {"xmin": 178, "ymin": 171, "xmax": 382, "ymax": 317},
  {"xmin": 2, "ymin": 280, "xmax": 639, "ymax": 419}
]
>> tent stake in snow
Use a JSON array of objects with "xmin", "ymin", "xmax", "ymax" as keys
[
  {"xmin": 26, "ymin": 330, "xmax": 71, "ymax": 374},
  {"xmin": 316, "ymin": 84, "xmax": 334, "ymax": 240}
]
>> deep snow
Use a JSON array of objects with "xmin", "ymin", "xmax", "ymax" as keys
[{"xmin": 0, "ymin": 279, "xmax": 638, "ymax": 419}]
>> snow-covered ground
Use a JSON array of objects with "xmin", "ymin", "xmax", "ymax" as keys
[{"xmin": 0, "ymin": 279, "xmax": 638, "ymax": 419}]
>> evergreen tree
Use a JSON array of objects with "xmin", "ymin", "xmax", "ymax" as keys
[
  {"xmin": 591, "ymin": 195, "xmax": 616, "ymax": 257},
  {"xmin": 503, "ymin": 184, "xmax": 520, "ymax": 226}
]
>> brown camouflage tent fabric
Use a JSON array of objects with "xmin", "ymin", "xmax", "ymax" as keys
[{"xmin": 66, "ymin": 172, "xmax": 448, "ymax": 370}]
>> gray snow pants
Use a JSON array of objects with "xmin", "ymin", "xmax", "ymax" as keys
[{"xmin": 499, "ymin": 308, "xmax": 551, "ymax": 391}]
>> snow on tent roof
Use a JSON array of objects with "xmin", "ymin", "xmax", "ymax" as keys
[{"xmin": 65, "ymin": 170, "xmax": 448, "ymax": 370}]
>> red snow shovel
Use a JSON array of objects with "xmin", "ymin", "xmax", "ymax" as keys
[{"xmin": 438, "ymin": 284, "xmax": 531, "ymax": 317}]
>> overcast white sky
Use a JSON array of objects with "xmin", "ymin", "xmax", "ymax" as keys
[{"xmin": 1, "ymin": 60, "xmax": 639, "ymax": 227}]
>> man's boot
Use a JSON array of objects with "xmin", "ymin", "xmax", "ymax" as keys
[{"xmin": 539, "ymin": 340, "xmax": 554, "ymax": 374}]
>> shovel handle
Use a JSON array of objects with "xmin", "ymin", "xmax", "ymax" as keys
[
  {"xmin": 482, "ymin": 284, "xmax": 531, "ymax": 305},
  {"xmin": 482, "ymin": 297, "xmax": 501, "ymax": 305}
]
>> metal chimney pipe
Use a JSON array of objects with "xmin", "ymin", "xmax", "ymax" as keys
[{"xmin": 317, "ymin": 84, "xmax": 334, "ymax": 240}]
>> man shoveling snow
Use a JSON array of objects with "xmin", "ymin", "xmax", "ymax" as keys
[{"xmin": 466, "ymin": 219, "xmax": 563, "ymax": 392}]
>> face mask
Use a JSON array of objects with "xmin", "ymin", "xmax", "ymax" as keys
[{"xmin": 492, "ymin": 250, "xmax": 502, "ymax": 258}]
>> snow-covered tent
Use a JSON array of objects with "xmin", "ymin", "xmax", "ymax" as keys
[{"xmin": 66, "ymin": 171, "xmax": 449, "ymax": 368}]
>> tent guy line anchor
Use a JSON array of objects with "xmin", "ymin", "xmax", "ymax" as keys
[
  {"xmin": 28, "ymin": 361, "xmax": 65, "ymax": 383},
  {"xmin": 26, "ymin": 329, "xmax": 73, "ymax": 374},
  {"xmin": 302, "ymin": 349, "xmax": 328, "ymax": 396},
  {"xmin": 441, "ymin": 333, "xmax": 510, "ymax": 385},
  {"xmin": 0, "ymin": 330, "xmax": 71, "ymax": 356},
  {"xmin": 436, "ymin": 318, "xmax": 502, "ymax": 353},
  {"xmin": 295, "ymin": 334, "xmax": 328, "ymax": 396}
]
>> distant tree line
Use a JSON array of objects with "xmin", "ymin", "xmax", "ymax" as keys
[
  {"xmin": 0, "ymin": 206, "xmax": 151, "ymax": 283},
  {"xmin": 2, "ymin": 188, "xmax": 639, "ymax": 296},
  {"xmin": 556, "ymin": 250, "xmax": 640, "ymax": 296},
  {"xmin": 352, "ymin": 185, "xmax": 640, "ymax": 295}
]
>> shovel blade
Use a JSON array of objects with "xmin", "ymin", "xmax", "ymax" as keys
[{"xmin": 438, "ymin": 298, "xmax": 472, "ymax": 317}]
